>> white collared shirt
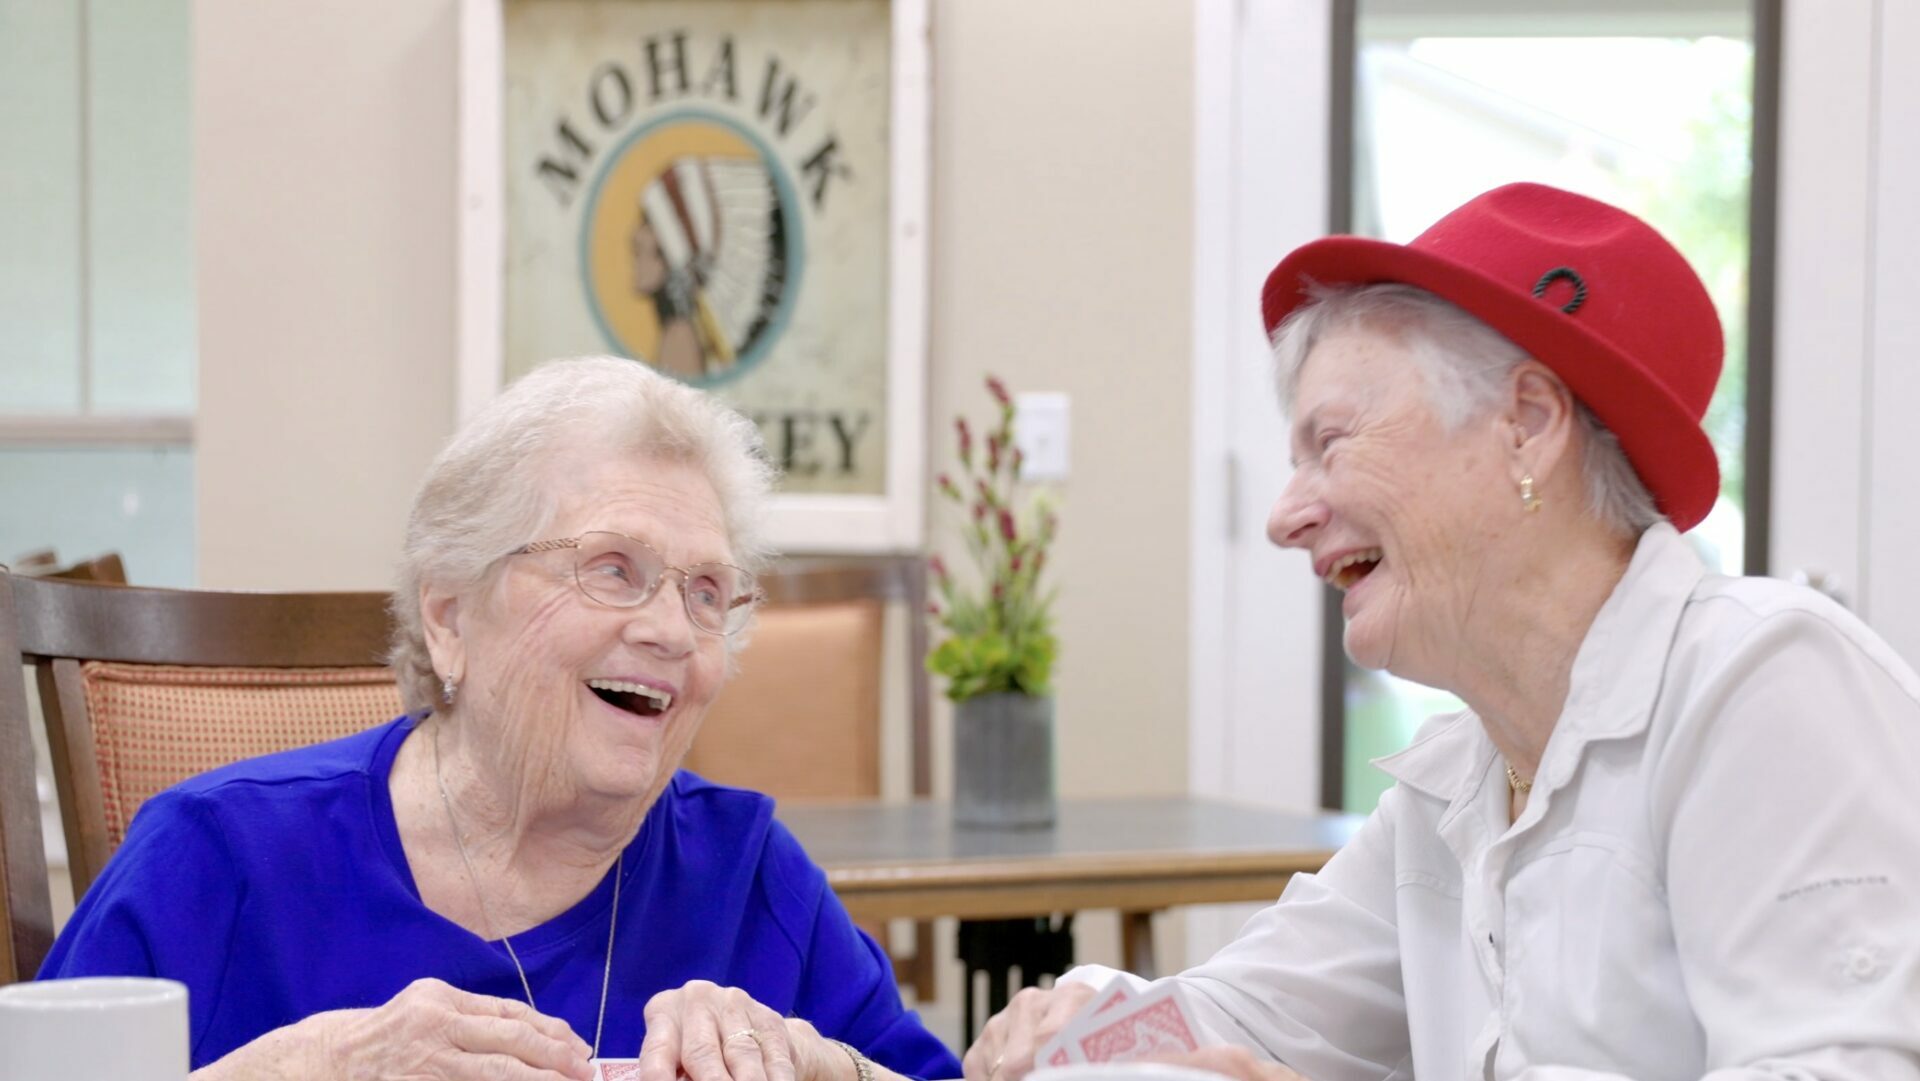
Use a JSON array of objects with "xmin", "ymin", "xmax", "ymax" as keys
[{"xmin": 1070, "ymin": 523, "xmax": 1920, "ymax": 1080}]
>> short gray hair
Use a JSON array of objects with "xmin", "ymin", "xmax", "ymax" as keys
[
  {"xmin": 1270, "ymin": 283, "xmax": 1663, "ymax": 537},
  {"xmin": 388, "ymin": 356, "xmax": 777, "ymax": 712}
]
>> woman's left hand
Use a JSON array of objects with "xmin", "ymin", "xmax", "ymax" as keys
[
  {"xmin": 1150, "ymin": 1046, "xmax": 1309, "ymax": 1081},
  {"xmin": 638, "ymin": 980, "xmax": 853, "ymax": 1081}
]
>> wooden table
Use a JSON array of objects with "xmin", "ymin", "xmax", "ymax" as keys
[{"xmin": 780, "ymin": 797, "xmax": 1362, "ymax": 977}]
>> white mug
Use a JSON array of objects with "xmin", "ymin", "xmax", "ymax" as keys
[{"xmin": 0, "ymin": 977, "xmax": 189, "ymax": 1081}]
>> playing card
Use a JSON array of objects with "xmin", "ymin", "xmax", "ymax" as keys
[
  {"xmin": 594, "ymin": 1059, "xmax": 643, "ymax": 1081},
  {"xmin": 1088, "ymin": 982, "xmax": 1136, "ymax": 1017},
  {"xmin": 1035, "ymin": 978, "xmax": 1134, "ymax": 1066},
  {"xmin": 1066, "ymin": 983, "xmax": 1203, "ymax": 1063}
]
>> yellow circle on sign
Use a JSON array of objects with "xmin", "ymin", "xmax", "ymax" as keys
[{"xmin": 582, "ymin": 112, "xmax": 797, "ymax": 385}]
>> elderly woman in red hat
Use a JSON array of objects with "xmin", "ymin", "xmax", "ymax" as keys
[{"xmin": 962, "ymin": 184, "xmax": 1920, "ymax": 1081}]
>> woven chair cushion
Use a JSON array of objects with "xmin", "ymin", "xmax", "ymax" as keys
[
  {"xmin": 78, "ymin": 661, "xmax": 403, "ymax": 847},
  {"xmin": 684, "ymin": 599, "xmax": 884, "ymax": 800}
]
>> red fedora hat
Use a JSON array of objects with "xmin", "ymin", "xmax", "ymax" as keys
[{"xmin": 1260, "ymin": 182, "xmax": 1724, "ymax": 532}]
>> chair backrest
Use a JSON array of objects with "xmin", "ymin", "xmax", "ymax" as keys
[
  {"xmin": 0, "ymin": 572, "xmax": 397, "ymax": 983},
  {"xmin": 43, "ymin": 553, "xmax": 127, "ymax": 584},
  {"xmin": 684, "ymin": 555, "xmax": 933, "ymax": 801},
  {"xmin": 680, "ymin": 555, "xmax": 938, "ymax": 1000}
]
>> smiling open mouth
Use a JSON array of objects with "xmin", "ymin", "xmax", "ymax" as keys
[
  {"xmin": 586, "ymin": 678, "xmax": 672, "ymax": 717},
  {"xmin": 1325, "ymin": 549, "xmax": 1383, "ymax": 591}
]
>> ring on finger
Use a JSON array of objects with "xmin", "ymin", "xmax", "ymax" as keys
[
  {"xmin": 725, "ymin": 1029, "xmax": 763, "ymax": 1047},
  {"xmin": 991, "ymin": 1055, "xmax": 1006, "ymax": 1077}
]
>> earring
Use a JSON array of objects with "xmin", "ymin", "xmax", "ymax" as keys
[
  {"xmin": 1520, "ymin": 474, "xmax": 1543, "ymax": 513},
  {"xmin": 440, "ymin": 675, "xmax": 458, "ymax": 705}
]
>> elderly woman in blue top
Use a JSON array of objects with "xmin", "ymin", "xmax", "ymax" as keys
[
  {"xmin": 42, "ymin": 356, "xmax": 961, "ymax": 1081},
  {"xmin": 963, "ymin": 185, "xmax": 1920, "ymax": 1080}
]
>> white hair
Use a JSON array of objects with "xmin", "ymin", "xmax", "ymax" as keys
[
  {"xmin": 1269, "ymin": 283, "xmax": 1663, "ymax": 537},
  {"xmin": 388, "ymin": 356, "xmax": 777, "ymax": 712}
]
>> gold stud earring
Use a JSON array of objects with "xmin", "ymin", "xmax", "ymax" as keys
[{"xmin": 1520, "ymin": 474, "xmax": 1542, "ymax": 513}]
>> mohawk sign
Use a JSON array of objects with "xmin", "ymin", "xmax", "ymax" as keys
[{"xmin": 504, "ymin": 1, "xmax": 891, "ymax": 494}]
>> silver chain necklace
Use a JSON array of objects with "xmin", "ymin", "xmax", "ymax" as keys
[{"xmin": 432, "ymin": 719, "xmax": 620, "ymax": 1058}]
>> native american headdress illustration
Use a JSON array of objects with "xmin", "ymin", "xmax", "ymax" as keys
[{"xmin": 639, "ymin": 157, "xmax": 786, "ymax": 374}]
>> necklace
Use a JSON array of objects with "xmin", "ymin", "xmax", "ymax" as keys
[
  {"xmin": 432, "ymin": 719, "xmax": 620, "ymax": 1058},
  {"xmin": 1504, "ymin": 761, "xmax": 1534, "ymax": 794}
]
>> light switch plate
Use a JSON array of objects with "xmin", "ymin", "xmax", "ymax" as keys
[{"xmin": 1014, "ymin": 392, "xmax": 1070, "ymax": 481}]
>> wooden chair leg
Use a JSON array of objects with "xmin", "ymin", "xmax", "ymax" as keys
[
  {"xmin": 1120, "ymin": 910, "xmax": 1159, "ymax": 978},
  {"xmin": 0, "ymin": 573, "xmax": 55, "ymax": 984},
  {"xmin": 909, "ymin": 919, "xmax": 937, "ymax": 1002}
]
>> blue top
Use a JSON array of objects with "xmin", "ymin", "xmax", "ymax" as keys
[{"xmin": 40, "ymin": 716, "xmax": 960, "ymax": 1076}]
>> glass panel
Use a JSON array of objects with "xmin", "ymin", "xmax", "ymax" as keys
[
  {"xmin": 87, "ymin": 0, "xmax": 196, "ymax": 414},
  {"xmin": 0, "ymin": 445, "xmax": 196, "ymax": 587},
  {"xmin": 1341, "ymin": 6, "xmax": 1757, "ymax": 813},
  {"xmin": 0, "ymin": 0, "xmax": 85, "ymax": 413}
]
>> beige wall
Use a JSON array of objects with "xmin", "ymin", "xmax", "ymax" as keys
[
  {"xmin": 194, "ymin": 0, "xmax": 458, "ymax": 589},
  {"xmin": 926, "ymin": 0, "xmax": 1194, "ymax": 801}
]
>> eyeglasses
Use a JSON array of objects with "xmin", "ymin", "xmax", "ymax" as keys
[{"xmin": 506, "ymin": 531, "xmax": 761, "ymax": 636}]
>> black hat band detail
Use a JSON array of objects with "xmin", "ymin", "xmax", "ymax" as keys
[{"xmin": 1533, "ymin": 267, "xmax": 1588, "ymax": 315}]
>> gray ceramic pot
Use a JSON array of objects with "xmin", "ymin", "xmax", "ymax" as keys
[{"xmin": 953, "ymin": 691, "xmax": 1057, "ymax": 828}]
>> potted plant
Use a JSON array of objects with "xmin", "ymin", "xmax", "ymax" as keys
[{"xmin": 927, "ymin": 375, "xmax": 1061, "ymax": 827}]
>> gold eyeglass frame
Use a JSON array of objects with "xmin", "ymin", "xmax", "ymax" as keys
[{"xmin": 507, "ymin": 531, "xmax": 762, "ymax": 635}]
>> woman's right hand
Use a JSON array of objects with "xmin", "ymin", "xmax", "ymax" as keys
[
  {"xmin": 961, "ymin": 983, "xmax": 1098, "ymax": 1081},
  {"xmin": 195, "ymin": 977, "xmax": 595, "ymax": 1081}
]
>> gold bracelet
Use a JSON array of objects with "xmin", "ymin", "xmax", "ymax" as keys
[{"xmin": 829, "ymin": 1039, "xmax": 875, "ymax": 1081}]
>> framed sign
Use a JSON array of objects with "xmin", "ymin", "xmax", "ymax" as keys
[{"xmin": 458, "ymin": 0, "xmax": 929, "ymax": 552}]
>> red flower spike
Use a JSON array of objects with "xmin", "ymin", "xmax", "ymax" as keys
[
  {"xmin": 986, "ymin": 375, "xmax": 1011, "ymax": 406},
  {"xmin": 956, "ymin": 418, "xmax": 973, "ymax": 465},
  {"xmin": 997, "ymin": 509, "xmax": 1017, "ymax": 543},
  {"xmin": 972, "ymin": 501, "xmax": 988, "ymax": 522},
  {"xmin": 929, "ymin": 554, "xmax": 949, "ymax": 581}
]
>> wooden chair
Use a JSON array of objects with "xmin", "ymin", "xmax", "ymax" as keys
[
  {"xmin": 7, "ymin": 550, "xmax": 58, "ymax": 575},
  {"xmin": 0, "ymin": 572, "xmax": 398, "ymax": 983},
  {"xmin": 6, "ymin": 551, "xmax": 124, "ymax": 584},
  {"xmin": 684, "ymin": 554, "xmax": 938, "ymax": 1000},
  {"xmin": 43, "ymin": 553, "xmax": 128, "ymax": 585}
]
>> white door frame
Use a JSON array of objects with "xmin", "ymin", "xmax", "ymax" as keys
[
  {"xmin": 1772, "ymin": 0, "xmax": 1920, "ymax": 659},
  {"xmin": 1189, "ymin": 0, "xmax": 1331, "ymax": 818},
  {"xmin": 1186, "ymin": 0, "xmax": 1334, "ymax": 965}
]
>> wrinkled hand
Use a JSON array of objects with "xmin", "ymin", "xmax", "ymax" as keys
[
  {"xmin": 1150, "ymin": 1047, "xmax": 1308, "ymax": 1081},
  {"xmin": 638, "ymin": 980, "xmax": 851, "ymax": 1081},
  {"xmin": 962, "ymin": 983, "xmax": 1098, "ymax": 1081},
  {"xmin": 314, "ymin": 977, "xmax": 594, "ymax": 1081}
]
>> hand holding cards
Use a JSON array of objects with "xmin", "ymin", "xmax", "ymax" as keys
[{"xmin": 1035, "ymin": 980, "xmax": 1208, "ymax": 1067}]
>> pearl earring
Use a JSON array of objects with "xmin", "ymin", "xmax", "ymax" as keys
[
  {"xmin": 1520, "ymin": 474, "xmax": 1543, "ymax": 513},
  {"xmin": 440, "ymin": 675, "xmax": 457, "ymax": 705}
]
